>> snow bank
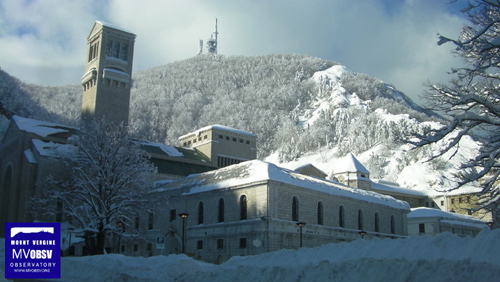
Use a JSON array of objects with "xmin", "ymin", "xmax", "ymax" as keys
[{"xmin": 2, "ymin": 230, "xmax": 500, "ymax": 281}]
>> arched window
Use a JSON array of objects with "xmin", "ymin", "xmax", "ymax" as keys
[
  {"xmin": 198, "ymin": 202, "xmax": 204, "ymax": 225},
  {"xmin": 240, "ymin": 195, "xmax": 247, "ymax": 220},
  {"xmin": 292, "ymin": 197, "xmax": 299, "ymax": 221},
  {"xmin": 358, "ymin": 209, "xmax": 363, "ymax": 230},
  {"xmin": 374, "ymin": 213, "xmax": 380, "ymax": 232},
  {"xmin": 390, "ymin": 216, "xmax": 396, "ymax": 234},
  {"xmin": 339, "ymin": 206, "xmax": 345, "ymax": 227},
  {"xmin": 317, "ymin": 201, "xmax": 324, "ymax": 225},
  {"xmin": 218, "ymin": 198, "xmax": 225, "ymax": 223}
]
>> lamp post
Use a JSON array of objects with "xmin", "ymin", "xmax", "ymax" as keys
[
  {"xmin": 296, "ymin": 222, "xmax": 306, "ymax": 248},
  {"xmin": 118, "ymin": 221, "xmax": 123, "ymax": 253},
  {"xmin": 487, "ymin": 221, "xmax": 494, "ymax": 229},
  {"xmin": 67, "ymin": 227, "xmax": 74, "ymax": 256},
  {"xmin": 178, "ymin": 213, "xmax": 189, "ymax": 254},
  {"xmin": 359, "ymin": 230, "xmax": 366, "ymax": 239}
]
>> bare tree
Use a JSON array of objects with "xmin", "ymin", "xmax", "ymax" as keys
[
  {"xmin": 39, "ymin": 118, "xmax": 157, "ymax": 255},
  {"xmin": 414, "ymin": 1, "xmax": 500, "ymax": 214}
]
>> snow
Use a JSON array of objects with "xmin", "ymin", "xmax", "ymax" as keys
[
  {"xmin": 333, "ymin": 153, "xmax": 370, "ymax": 174},
  {"xmin": 12, "ymin": 115, "xmax": 74, "ymax": 138},
  {"xmin": 2, "ymin": 229, "xmax": 500, "ymax": 281},
  {"xmin": 32, "ymin": 139, "xmax": 78, "ymax": 159},
  {"xmin": 371, "ymin": 180, "xmax": 427, "ymax": 197},
  {"xmin": 160, "ymin": 160, "xmax": 409, "ymax": 210},
  {"xmin": 312, "ymin": 64, "xmax": 349, "ymax": 83},
  {"xmin": 178, "ymin": 124, "xmax": 257, "ymax": 140},
  {"xmin": 95, "ymin": 21, "xmax": 135, "ymax": 35},
  {"xmin": 142, "ymin": 141, "xmax": 184, "ymax": 157},
  {"xmin": 103, "ymin": 68, "xmax": 130, "ymax": 77},
  {"xmin": 409, "ymin": 207, "xmax": 488, "ymax": 229},
  {"xmin": 23, "ymin": 149, "xmax": 37, "ymax": 164}
]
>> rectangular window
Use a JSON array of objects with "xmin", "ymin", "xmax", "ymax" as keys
[
  {"xmin": 170, "ymin": 209, "xmax": 176, "ymax": 222},
  {"xmin": 246, "ymin": 140, "xmax": 250, "ymax": 144},
  {"xmin": 239, "ymin": 238, "xmax": 247, "ymax": 249},
  {"xmin": 440, "ymin": 201, "xmax": 444, "ymax": 206},
  {"xmin": 451, "ymin": 199, "xmax": 455, "ymax": 204},
  {"xmin": 217, "ymin": 239, "xmax": 224, "ymax": 249},
  {"xmin": 106, "ymin": 41, "xmax": 113, "ymax": 56},
  {"xmin": 239, "ymin": 139, "xmax": 244, "ymax": 143},
  {"xmin": 135, "ymin": 216, "xmax": 140, "ymax": 229},
  {"xmin": 459, "ymin": 197, "xmax": 462, "ymax": 203},
  {"xmin": 419, "ymin": 223, "xmax": 425, "ymax": 234},
  {"xmin": 113, "ymin": 42, "xmax": 120, "ymax": 58},
  {"xmin": 219, "ymin": 135, "xmax": 223, "ymax": 139},
  {"xmin": 119, "ymin": 43, "xmax": 128, "ymax": 61},
  {"xmin": 197, "ymin": 240, "xmax": 203, "ymax": 250},
  {"xmin": 134, "ymin": 244, "xmax": 138, "ymax": 252}
]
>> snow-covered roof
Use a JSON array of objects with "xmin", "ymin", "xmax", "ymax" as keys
[
  {"xmin": 95, "ymin": 21, "xmax": 135, "ymax": 35},
  {"xmin": 32, "ymin": 139, "xmax": 78, "ymax": 159},
  {"xmin": 408, "ymin": 207, "xmax": 488, "ymax": 229},
  {"xmin": 140, "ymin": 141, "xmax": 184, "ymax": 157},
  {"xmin": 178, "ymin": 124, "xmax": 257, "ymax": 140},
  {"xmin": 371, "ymin": 179, "xmax": 427, "ymax": 197},
  {"xmin": 12, "ymin": 115, "xmax": 75, "ymax": 138},
  {"xmin": 333, "ymin": 153, "xmax": 370, "ymax": 174},
  {"xmin": 157, "ymin": 160, "xmax": 409, "ymax": 210}
]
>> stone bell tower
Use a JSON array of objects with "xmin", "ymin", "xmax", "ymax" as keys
[{"xmin": 81, "ymin": 21, "xmax": 136, "ymax": 126}]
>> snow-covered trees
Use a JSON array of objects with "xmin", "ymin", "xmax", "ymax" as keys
[
  {"xmin": 416, "ymin": 1, "xmax": 500, "ymax": 210},
  {"xmin": 38, "ymin": 119, "xmax": 157, "ymax": 255}
]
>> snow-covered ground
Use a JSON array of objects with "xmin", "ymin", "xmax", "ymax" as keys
[{"xmin": 2, "ymin": 230, "xmax": 500, "ymax": 282}]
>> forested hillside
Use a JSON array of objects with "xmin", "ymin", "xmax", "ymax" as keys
[{"xmin": 0, "ymin": 54, "xmax": 453, "ymax": 186}]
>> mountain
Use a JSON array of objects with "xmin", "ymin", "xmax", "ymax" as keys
[{"xmin": 0, "ymin": 54, "xmax": 476, "ymax": 194}]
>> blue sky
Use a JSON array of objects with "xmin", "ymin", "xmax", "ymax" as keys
[{"xmin": 0, "ymin": 0, "xmax": 468, "ymax": 105}]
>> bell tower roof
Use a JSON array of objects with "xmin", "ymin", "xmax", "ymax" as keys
[{"xmin": 334, "ymin": 153, "xmax": 370, "ymax": 174}]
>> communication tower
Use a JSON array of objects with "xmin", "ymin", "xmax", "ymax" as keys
[{"xmin": 206, "ymin": 18, "xmax": 218, "ymax": 54}]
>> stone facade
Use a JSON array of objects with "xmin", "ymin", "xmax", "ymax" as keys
[
  {"xmin": 178, "ymin": 125, "xmax": 257, "ymax": 168},
  {"xmin": 0, "ymin": 116, "xmax": 77, "ymax": 236},
  {"xmin": 123, "ymin": 160, "xmax": 409, "ymax": 264},
  {"xmin": 81, "ymin": 21, "xmax": 136, "ymax": 126}
]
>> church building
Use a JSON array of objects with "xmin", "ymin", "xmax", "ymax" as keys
[{"xmin": 133, "ymin": 160, "xmax": 410, "ymax": 264}]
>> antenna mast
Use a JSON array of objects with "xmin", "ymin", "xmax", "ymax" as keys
[{"xmin": 206, "ymin": 18, "xmax": 218, "ymax": 54}]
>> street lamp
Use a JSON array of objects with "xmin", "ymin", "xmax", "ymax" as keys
[
  {"xmin": 359, "ymin": 230, "xmax": 366, "ymax": 239},
  {"xmin": 67, "ymin": 227, "xmax": 74, "ymax": 256},
  {"xmin": 178, "ymin": 213, "xmax": 189, "ymax": 254},
  {"xmin": 296, "ymin": 222, "xmax": 306, "ymax": 248},
  {"xmin": 118, "ymin": 221, "xmax": 123, "ymax": 253}
]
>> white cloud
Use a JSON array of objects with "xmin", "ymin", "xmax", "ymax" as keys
[{"xmin": 0, "ymin": 0, "xmax": 467, "ymax": 104}]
